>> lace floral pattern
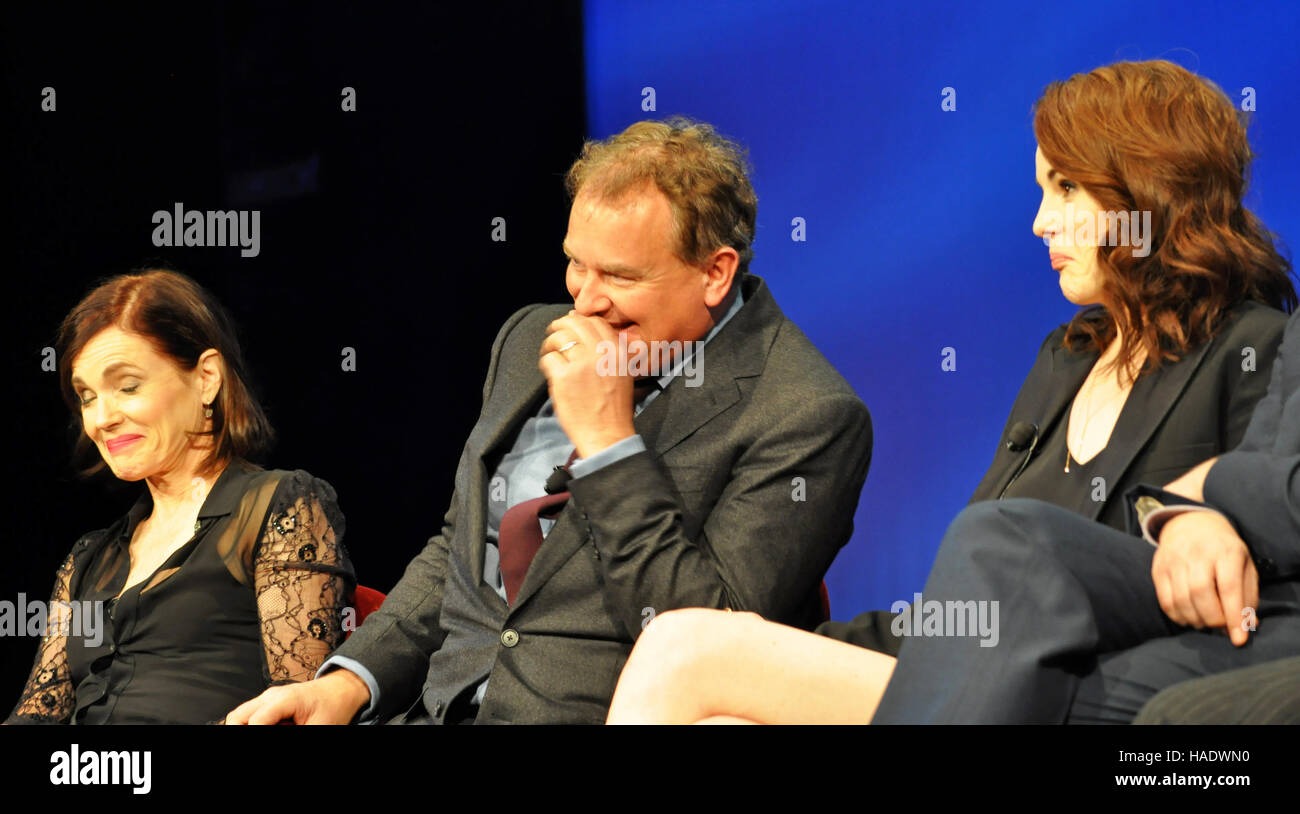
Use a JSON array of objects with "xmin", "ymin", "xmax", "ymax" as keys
[
  {"xmin": 6, "ymin": 550, "xmax": 79, "ymax": 724},
  {"xmin": 254, "ymin": 474, "xmax": 353, "ymax": 684}
]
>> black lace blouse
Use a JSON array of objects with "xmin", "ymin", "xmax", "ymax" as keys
[{"xmin": 6, "ymin": 462, "xmax": 355, "ymax": 724}]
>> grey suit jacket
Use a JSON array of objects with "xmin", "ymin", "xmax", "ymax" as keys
[{"xmin": 332, "ymin": 273, "xmax": 872, "ymax": 723}]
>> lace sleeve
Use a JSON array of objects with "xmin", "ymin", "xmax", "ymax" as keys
[
  {"xmin": 5, "ymin": 550, "xmax": 77, "ymax": 724},
  {"xmin": 253, "ymin": 471, "xmax": 355, "ymax": 685}
]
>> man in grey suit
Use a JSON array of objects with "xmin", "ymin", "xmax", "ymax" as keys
[{"xmin": 227, "ymin": 117, "xmax": 872, "ymax": 724}]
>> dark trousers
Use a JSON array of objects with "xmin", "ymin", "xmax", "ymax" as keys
[
  {"xmin": 872, "ymin": 499, "xmax": 1300, "ymax": 724},
  {"xmin": 1134, "ymin": 655, "xmax": 1300, "ymax": 723}
]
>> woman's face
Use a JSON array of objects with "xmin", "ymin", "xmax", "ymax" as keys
[
  {"xmin": 69, "ymin": 327, "xmax": 221, "ymax": 483},
  {"xmin": 1032, "ymin": 146, "xmax": 1107, "ymax": 307}
]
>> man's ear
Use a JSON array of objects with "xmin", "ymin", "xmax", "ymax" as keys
[
  {"xmin": 702, "ymin": 246, "xmax": 740, "ymax": 308},
  {"xmin": 196, "ymin": 348, "xmax": 225, "ymax": 406}
]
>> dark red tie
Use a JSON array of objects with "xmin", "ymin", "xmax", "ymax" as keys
[
  {"xmin": 498, "ymin": 449, "xmax": 579, "ymax": 604},
  {"xmin": 498, "ymin": 381, "xmax": 660, "ymax": 604}
]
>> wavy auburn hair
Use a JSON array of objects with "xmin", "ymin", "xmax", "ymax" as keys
[
  {"xmin": 1034, "ymin": 59, "xmax": 1295, "ymax": 375},
  {"xmin": 56, "ymin": 267, "xmax": 274, "ymax": 479}
]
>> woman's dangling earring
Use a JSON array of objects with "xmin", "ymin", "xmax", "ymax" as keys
[{"xmin": 204, "ymin": 403, "xmax": 213, "ymax": 419}]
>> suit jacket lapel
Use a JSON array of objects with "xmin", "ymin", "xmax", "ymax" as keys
[
  {"xmin": 1043, "ymin": 342, "xmax": 1096, "ymax": 446},
  {"xmin": 642, "ymin": 277, "xmax": 770, "ymax": 454},
  {"xmin": 1084, "ymin": 339, "xmax": 1215, "ymax": 520},
  {"xmin": 980, "ymin": 341, "xmax": 1094, "ymax": 500},
  {"xmin": 637, "ymin": 355, "xmax": 746, "ymax": 457},
  {"xmin": 508, "ymin": 274, "xmax": 774, "ymax": 615},
  {"xmin": 468, "ymin": 371, "xmax": 548, "ymax": 590},
  {"xmin": 479, "ymin": 377, "xmax": 549, "ymax": 468}
]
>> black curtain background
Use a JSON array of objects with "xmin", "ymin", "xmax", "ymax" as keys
[{"xmin": 1, "ymin": 4, "xmax": 586, "ymax": 702}]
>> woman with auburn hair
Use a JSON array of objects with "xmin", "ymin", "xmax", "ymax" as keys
[
  {"xmin": 5, "ymin": 268, "xmax": 355, "ymax": 725},
  {"xmin": 606, "ymin": 59, "xmax": 1296, "ymax": 724}
]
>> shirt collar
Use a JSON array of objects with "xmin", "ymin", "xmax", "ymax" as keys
[
  {"xmin": 651, "ymin": 284, "xmax": 745, "ymax": 392},
  {"xmin": 114, "ymin": 460, "xmax": 256, "ymax": 543}
]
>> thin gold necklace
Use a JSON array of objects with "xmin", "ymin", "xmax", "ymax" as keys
[{"xmin": 1065, "ymin": 374, "xmax": 1128, "ymax": 473}]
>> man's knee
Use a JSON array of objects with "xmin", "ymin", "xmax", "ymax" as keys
[
  {"xmin": 949, "ymin": 498, "xmax": 1094, "ymax": 558},
  {"xmin": 940, "ymin": 500, "xmax": 1039, "ymax": 559}
]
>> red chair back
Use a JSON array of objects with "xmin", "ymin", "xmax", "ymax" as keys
[{"xmin": 347, "ymin": 585, "xmax": 387, "ymax": 638}]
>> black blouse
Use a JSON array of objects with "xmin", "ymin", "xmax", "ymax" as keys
[
  {"xmin": 6, "ymin": 462, "xmax": 355, "ymax": 724},
  {"xmin": 1000, "ymin": 404, "xmax": 1107, "ymax": 514}
]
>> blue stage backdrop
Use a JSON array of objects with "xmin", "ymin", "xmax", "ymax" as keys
[{"xmin": 583, "ymin": 0, "xmax": 1300, "ymax": 619}]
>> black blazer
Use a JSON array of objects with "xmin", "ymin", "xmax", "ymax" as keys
[
  {"xmin": 970, "ymin": 300, "xmax": 1287, "ymax": 531},
  {"xmin": 818, "ymin": 300, "xmax": 1288, "ymax": 654}
]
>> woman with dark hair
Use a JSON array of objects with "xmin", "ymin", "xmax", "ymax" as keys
[
  {"xmin": 5, "ymin": 268, "xmax": 355, "ymax": 725},
  {"xmin": 606, "ymin": 59, "xmax": 1297, "ymax": 723}
]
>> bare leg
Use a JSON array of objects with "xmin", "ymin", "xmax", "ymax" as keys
[{"xmin": 607, "ymin": 608, "xmax": 896, "ymax": 724}]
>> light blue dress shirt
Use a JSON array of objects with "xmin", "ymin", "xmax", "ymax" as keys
[{"xmin": 323, "ymin": 289, "xmax": 744, "ymax": 721}]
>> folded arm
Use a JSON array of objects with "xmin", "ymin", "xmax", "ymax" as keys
[{"xmin": 568, "ymin": 391, "xmax": 872, "ymax": 636}]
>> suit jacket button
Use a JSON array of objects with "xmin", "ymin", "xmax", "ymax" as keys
[{"xmin": 501, "ymin": 629, "xmax": 520, "ymax": 647}]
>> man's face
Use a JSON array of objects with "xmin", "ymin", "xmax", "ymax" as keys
[{"xmin": 562, "ymin": 184, "xmax": 715, "ymax": 350}]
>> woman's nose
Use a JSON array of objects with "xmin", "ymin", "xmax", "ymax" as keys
[
  {"xmin": 93, "ymin": 394, "xmax": 122, "ymax": 429},
  {"xmin": 1032, "ymin": 199, "xmax": 1052, "ymax": 238}
]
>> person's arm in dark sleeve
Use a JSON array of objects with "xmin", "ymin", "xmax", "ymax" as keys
[
  {"xmin": 322, "ymin": 304, "xmax": 542, "ymax": 721},
  {"xmin": 1203, "ymin": 311, "xmax": 1300, "ymax": 578},
  {"xmin": 253, "ymin": 471, "xmax": 355, "ymax": 685},
  {"xmin": 567, "ymin": 391, "xmax": 872, "ymax": 636}
]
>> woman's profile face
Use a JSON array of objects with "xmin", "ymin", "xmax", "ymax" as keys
[
  {"xmin": 69, "ymin": 326, "xmax": 218, "ymax": 483},
  {"xmin": 1032, "ymin": 146, "xmax": 1107, "ymax": 307}
]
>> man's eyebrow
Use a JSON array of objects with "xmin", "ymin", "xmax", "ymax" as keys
[
  {"xmin": 560, "ymin": 243, "xmax": 643, "ymax": 276},
  {"xmin": 70, "ymin": 361, "xmax": 143, "ymax": 387},
  {"xmin": 599, "ymin": 261, "xmax": 644, "ymax": 276}
]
